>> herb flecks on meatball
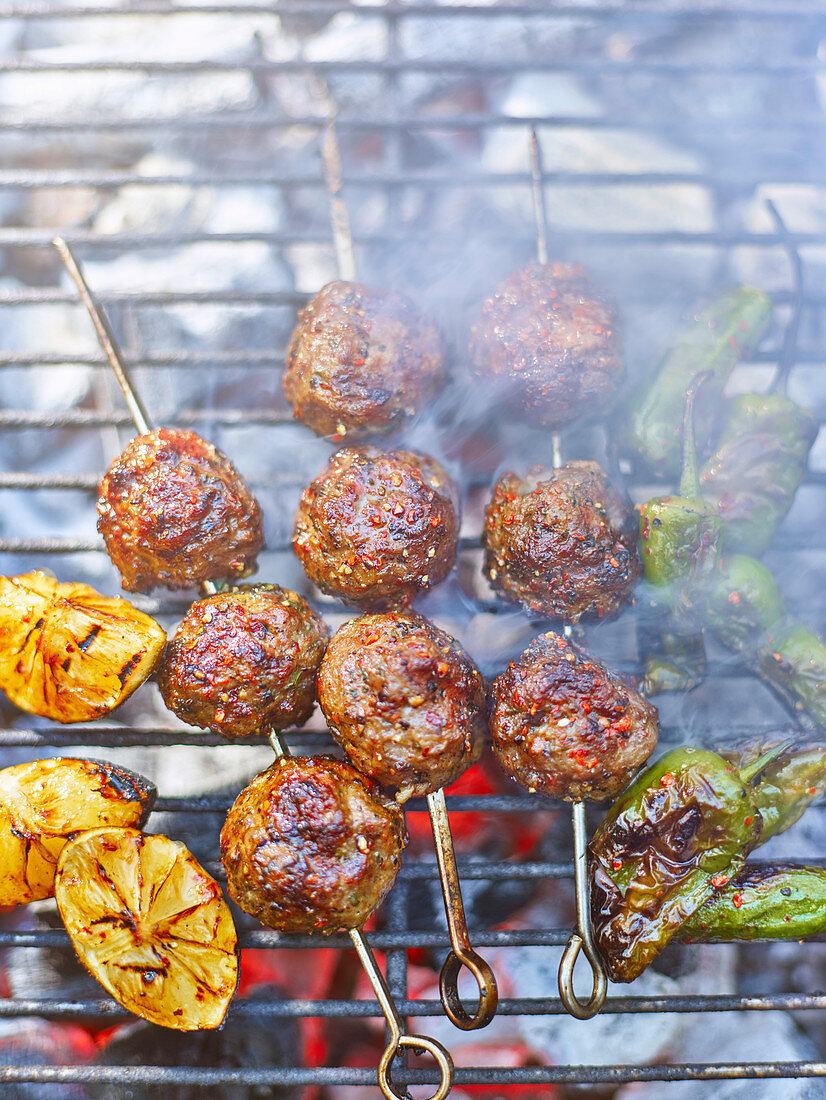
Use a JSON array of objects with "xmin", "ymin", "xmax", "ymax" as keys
[
  {"xmin": 318, "ymin": 611, "xmax": 488, "ymax": 802},
  {"xmin": 492, "ymin": 631, "xmax": 658, "ymax": 802},
  {"xmin": 97, "ymin": 428, "xmax": 263, "ymax": 593},
  {"xmin": 220, "ymin": 755, "xmax": 407, "ymax": 933},
  {"xmin": 470, "ymin": 262, "xmax": 622, "ymax": 430},
  {"xmin": 158, "ymin": 583, "xmax": 329, "ymax": 741},
  {"xmin": 283, "ymin": 280, "xmax": 446, "ymax": 440},
  {"xmin": 293, "ymin": 447, "xmax": 459, "ymax": 609},
  {"xmin": 483, "ymin": 460, "xmax": 639, "ymax": 621}
]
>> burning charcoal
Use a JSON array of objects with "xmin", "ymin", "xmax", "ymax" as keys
[{"xmin": 90, "ymin": 985, "xmax": 302, "ymax": 1100}]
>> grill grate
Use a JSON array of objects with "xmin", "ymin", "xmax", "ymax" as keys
[{"xmin": 2, "ymin": 0, "xmax": 826, "ymax": 1093}]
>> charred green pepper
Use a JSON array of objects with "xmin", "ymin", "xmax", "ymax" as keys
[
  {"xmin": 701, "ymin": 555, "xmax": 826, "ymax": 729},
  {"xmin": 589, "ymin": 746, "xmax": 770, "ymax": 983},
  {"xmin": 638, "ymin": 372, "xmax": 722, "ymax": 606},
  {"xmin": 640, "ymin": 615, "xmax": 706, "ymax": 694},
  {"xmin": 626, "ymin": 285, "xmax": 772, "ymax": 478},
  {"xmin": 721, "ymin": 737, "xmax": 826, "ymax": 843},
  {"xmin": 682, "ymin": 863, "xmax": 826, "ymax": 941},
  {"xmin": 700, "ymin": 392, "xmax": 817, "ymax": 557}
]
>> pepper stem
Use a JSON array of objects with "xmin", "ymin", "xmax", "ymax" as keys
[
  {"xmin": 739, "ymin": 741, "xmax": 792, "ymax": 786},
  {"xmin": 678, "ymin": 370, "xmax": 713, "ymax": 497}
]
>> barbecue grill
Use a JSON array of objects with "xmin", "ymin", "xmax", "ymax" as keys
[{"xmin": 2, "ymin": 1, "xmax": 826, "ymax": 1094}]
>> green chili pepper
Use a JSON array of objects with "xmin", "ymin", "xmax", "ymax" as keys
[
  {"xmin": 721, "ymin": 737, "xmax": 826, "ymax": 844},
  {"xmin": 758, "ymin": 622, "xmax": 826, "ymax": 730},
  {"xmin": 627, "ymin": 285, "xmax": 772, "ymax": 478},
  {"xmin": 700, "ymin": 393, "xmax": 817, "ymax": 557},
  {"xmin": 682, "ymin": 863, "xmax": 826, "ymax": 941},
  {"xmin": 641, "ymin": 617, "xmax": 706, "ymax": 694},
  {"xmin": 638, "ymin": 371, "xmax": 722, "ymax": 613},
  {"xmin": 702, "ymin": 554, "xmax": 785, "ymax": 650},
  {"xmin": 589, "ymin": 745, "xmax": 771, "ymax": 983},
  {"xmin": 697, "ymin": 555, "xmax": 826, "ymax": 729}
]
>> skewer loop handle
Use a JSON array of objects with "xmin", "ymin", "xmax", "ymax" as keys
[
  {"xmin": 378, "ymin": 1034, "xmax": 455, "ymax": 1100},
  {"xmin": 558, "ymin": 929, "xmax": 607, "ymax": 1021},
  {"xmin": 439, "ymin": 944, "xmax": 499, "ymax": 1031}
]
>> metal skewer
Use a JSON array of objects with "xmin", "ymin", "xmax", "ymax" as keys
[
  {"xmin": 528, "ymin": 130, "xmax": 608, "ymax": 1021},
  {"xmin": 56, "ymin": 236, "xmax": 454, "ymax": 1100},
  {"xmin": 320, "ymin": 118, "xmax": 498, "ymax": 1031}
]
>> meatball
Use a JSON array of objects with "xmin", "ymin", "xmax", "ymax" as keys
[
  {"xmin": 293, "ymin": 447, "xmax": 459, "ymax": 609},
  {"xmin": 283, "ymin": 280, "xmax": 446, "ymax": 440},
  {"xmin": 482, "ymin": 460, "xmax": 639, "ymax": 621},
  {"xmin": 157, "ymin": 584, "xmax": 329, "ymax": 741},
  {"xmin": 491, "ymin": 631, "xmax": 658, "ymax": 802},
  {"xmin": 318, "ymin": 611, "xmax": 487, "ymax": 802},
  {"xmin": 97, "ymin": 429, "xmax": 263, "ymax": 593},
  {"xmin": 220, "ymin": 755, "xmax": 407, "ymax": 933},
  {"xmin": 469, "ymin": 262, "xmax": 622, "ymax": 430}
]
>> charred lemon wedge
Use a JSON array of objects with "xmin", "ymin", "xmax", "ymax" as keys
[
  {"xmin": 55, "ymin": 827, "xmax": 238, "ymax": 1030},
  {"xmin": 0, "ymin": 757, "xmax": 156, "ymax": 908},
  {"xmin": 0, "ymin": 571, "xmax": 166, "ymax": 723}
]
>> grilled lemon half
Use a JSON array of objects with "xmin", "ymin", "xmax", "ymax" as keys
[
  {"xmin": 56, "ymin": 827, "xmax": 239, "ymax": 1030},
  {"xmin": 0, "ymin": 757, "xmax": 156, "ymax": 909},
  {"xmin": 0, "ymin": 571, "xmax": 166, "ymax": 723}
]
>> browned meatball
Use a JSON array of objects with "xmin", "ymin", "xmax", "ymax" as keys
[
  {"xmin": 491, "ymin": 631, "xmax": 658, "ymax": 802},
  {"xmin": 318, "ymin": 611, "xmax": 487, "ymax": 802},
  {"xmin": 283, "ymin": 280, "xmax": 446, "ymax": 440},
  {"xmin": 482, "ymin": 460, "xmax": 639, "ymax": 621},
  {"xmin": 293, "ymin": 447, "xmax": 459, "ymax": 609},
  {"xmin": 220, "ymin": 755, "xmax": 407, "ymax": 933},
  {"xmin": 97, "ymin": 428, "xmax": 263, "ymax": 593},
  {"xmin": 469, "ymin": 262, "xmax": 622, "ymax": 430},
  {"xmin": 157, "ymin": 584, "xmax": 329, "ymax": 741}
]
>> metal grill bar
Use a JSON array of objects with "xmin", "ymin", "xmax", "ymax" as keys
[
  {"xmin": 4, "ymin": 992, "xmax": 826, "ymax": 1020},
  {"xmin": 4, "ymin": 3, "xmax": 825, "ymax": 18},
  {"xmin": 4, "ymin": 1061, "xmax": 826, "ymax": 1088}
]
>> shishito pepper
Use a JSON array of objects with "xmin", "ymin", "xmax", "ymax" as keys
[
  {"xmin": 700, "ymin": 392, "xmax": 818, "ymax": 557},
  {"xmin": 721, "ymin": 737, "xmax": 826, "ymax": 844},
  {"xmin": 682, "ymin": 863, "xmax": 826, "ymax": 941},
  {"xmin": 626, "ymin": 285, "xmax": 772, "ymax": 479},
  {"xmin": 640, "ymin": 615, "xmax": 706, "ymax": 695},
  {"xmin": 589, "ymin": 746, "xmax": 771, "ymax": 984},
  {"xmin": 702, "ymin": 554, "xmax": 826, "ymax": 730},
  {"xmin": 638, "ymin": 371, "xmax": 723, "ymax": 604}
]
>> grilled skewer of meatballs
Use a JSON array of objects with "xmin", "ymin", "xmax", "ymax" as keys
[
  {"xmin": 491, "ymin": 631, "xmax": 658, "ymax": 802},
  {"xmin": 293, "ymin": 447, "xmax": 459, "ymax": 609},
  {"xmin": 220, "ymin": 754, "xmax": 407, "ymax": 933},
  {"xmin": 157, "ymin": 583, "xmax": 329, "ymax": 741},
  {"xmin": 482, "ymin": 460, "xmax": 640, "ymax": 621},
  {"xmin": 469, "ymin": 262, "xmax": 622, "ymax": 431},
  {"xmin": 283, "ymin": 280, "xmax": 446, "ymax": 440},
  {"xmin": 318, "ymin": 610, "xmax": 488, "ymax": 803},
  {"xmin": 97, "ymin": 428, "xmax": 263, "ymax": 593}
]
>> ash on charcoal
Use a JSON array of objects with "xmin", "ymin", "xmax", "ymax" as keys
[{"xmin": 88, "ymin": 986, "xmax": 301, "ymax": 1100}]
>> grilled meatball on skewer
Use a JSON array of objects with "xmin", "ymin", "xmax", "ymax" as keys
[
  {"xmin": 482, "ymin": 460, "xmax": 640, "ymax": 621},
  {"xmin": 318, "ymin": 611, "xmax": 486, "ymax": 802},
  {"xmin": 317, "ymin": 609, "xmax": 498, "ymax": 1029},
  {"xmin": 98, "ymin": 428, "xmax": 263, "ymax": 593},
  {"xmin": 221, "ymin": 754, "xmax": 406, "ymax": 933},
  {"xmin": 284, "ymin": 280, "xmax": 445, "ymax": 440},
  {"xmin": 469, "ymin": 261, "xmax": 622, "ymax": 431},
  {"xmin": 157, "ymin": 583, "xmax": 329, "ymax": 741},
  {"xmin": 55, "ymin": 240, "xmax": 263, "ymax": 595},
  {"xmin": 293, "ymin": 446, "xmax": 459, "ymax": 609},
  {"xmin": 492, "ymin": 631, "xmax": 658, "ymax": 803}
]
